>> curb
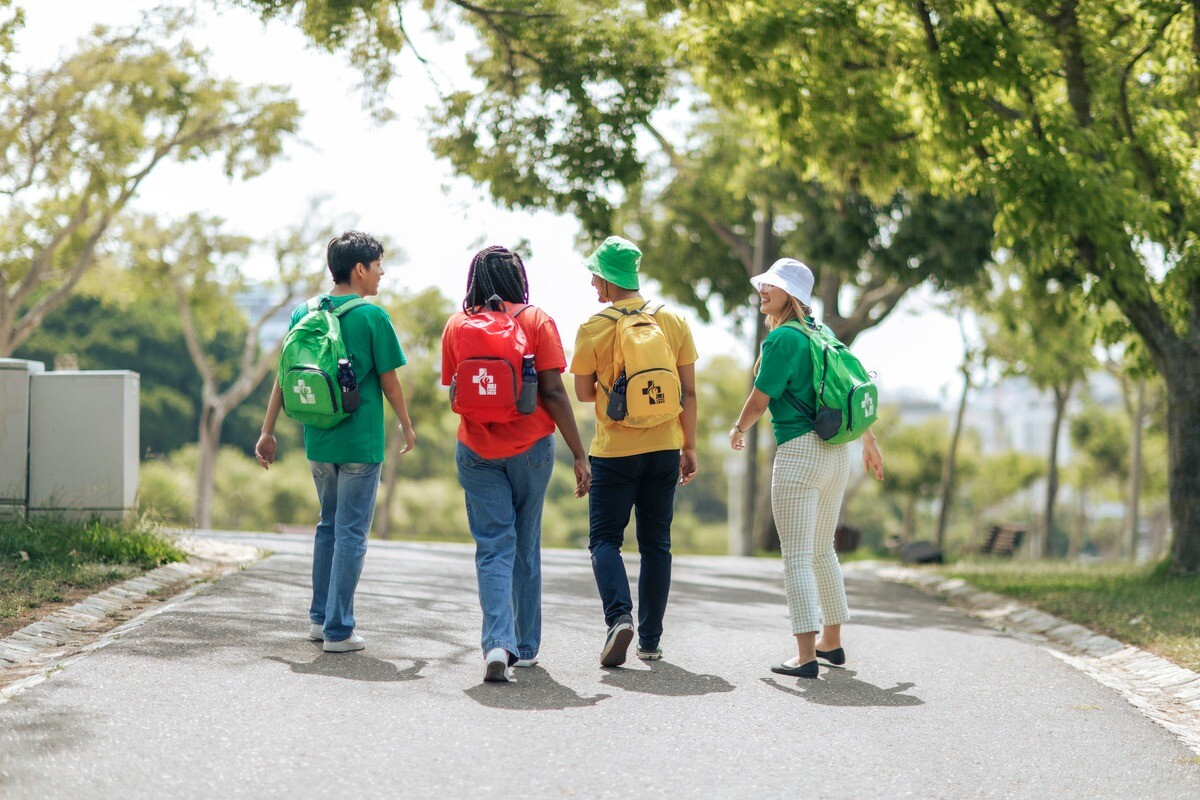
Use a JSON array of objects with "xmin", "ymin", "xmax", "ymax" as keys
[
  {"xmin": 858, "ymin": 563, "xmax": 1200, "ymax": 756},
  {"xmin": 0, "ymin": 536, "xmax": 263, "ymax": 701}
]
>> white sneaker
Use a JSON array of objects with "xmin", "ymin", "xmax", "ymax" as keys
[
  {"xmin": 514, "ymin": 657, "xmax": 539, "ymax": 668},
  {"xmin": 308, "ymin": 624, "xmax": 324, "ymax": 641},
  {"xmin": 323, "ymin": 633, "xmax": 365, "ymax": 653},
  {"xmin": 484, "ymin": 647, "xmax": 512, "ymax": 682}
]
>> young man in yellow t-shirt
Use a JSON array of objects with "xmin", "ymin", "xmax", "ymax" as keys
[{"xmin": 569, "ymin": 236, "xmax": 698, "ymax": 667}]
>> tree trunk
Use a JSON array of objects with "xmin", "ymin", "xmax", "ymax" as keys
[
  {"xmin": 375, "ymin": 428, "xmax": 405, "ymax": 539},
  {"xmin": 752, "ymin": 441, "xmax": 779, "ymax": 552},
  {"xmin": 1123, "ymin": 379, "xmax": 1145, "ymax": 561},
  {"xmin": 194, "ymin": 402, "xmax": 227, "ymax": 530},
  {"xmin": 902, "ymin": 496, "xmax": 917, "ymax": 541},
  {"xmin": 934, "ymin": 361, "xmax": 971, "ymax": 551},
  {"xmin": 1166, "ymin": 373, "xmax": 1200, "ymax": 573},
  {"xmin": 739, "ymin": 311, "xmax": 768, "ymax": 556},
  {"xmin": 1042, "ymin": 383, "xmax": 1071, "ymax": 558}
]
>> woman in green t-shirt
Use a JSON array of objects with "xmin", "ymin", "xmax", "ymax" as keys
[{"xmin": 729, "ymin": 258, "xmax": 885, "ymax": 678}]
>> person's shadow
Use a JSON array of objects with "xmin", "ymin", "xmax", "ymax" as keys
[
  {"xmin": 762, "ymin": 668, "xmax": 923, "ymax": 707},
  {"xmin": 601, "ymin": 660, "xmax": 735, "ymax": 697},
  {"xmin": 464, "ymin": 667, "xmax": 610, "ymax": 711},
  {"xmin": 264, "ymin": 654, "xmax": 427, "ymax": 683}
]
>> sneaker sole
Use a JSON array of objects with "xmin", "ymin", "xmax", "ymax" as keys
[
  {"xmin": 601, "ymin": 625, "xmax": 634, "ymax": 667},
  {"xmin": 484, "ymin": 660, "xmax": 511, "ymax": 682},
  {"xmin": 636, "ymin": 650, "xmax": 662, "ymax": 661},
  {"xmin": 323, "ymin": 639, "xmax": 364, "ymax": 653}
]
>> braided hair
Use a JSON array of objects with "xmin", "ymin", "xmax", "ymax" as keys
[{"xmin": 463, "ymin": 245, "xmax": 530, "ymax": 312}]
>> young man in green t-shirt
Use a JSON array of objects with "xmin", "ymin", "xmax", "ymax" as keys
[{"xmin": 255, "ymin": 231, "xmax": 416, "ymax": 653}]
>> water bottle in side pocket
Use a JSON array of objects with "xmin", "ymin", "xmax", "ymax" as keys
[
  {"xmin": 606, "ymin": 371, "xmax": 628, "ymax": 421},
  {"xmin": 516, "ymin": 354, "xmax": 538, "ymax": 414},
  {"xmin": 336, "ymin": 358, "xmax": 360, "ymax": 413}
]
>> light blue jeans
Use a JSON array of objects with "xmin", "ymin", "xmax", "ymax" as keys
[
  {"xmin": 309, "ymin": 461, "xmax": 381, "ymax": 643},
  {"xmin": 455, "ymin": 435, "xmax": 554, "ymax": 661}
]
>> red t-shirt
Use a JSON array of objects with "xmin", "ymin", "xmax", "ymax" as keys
[{"xmin": 441, "ymin": 302, "xmax": 567, "ymax": 459}]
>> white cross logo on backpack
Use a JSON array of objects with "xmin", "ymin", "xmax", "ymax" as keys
[
  {"xmin": 473, "ymin": 368, "xmax": 496, "ymax": 396},
  {"xmin": 861, "ymin": 394, "xmax": 875, "ymax": 418},
  {"xmin": 293, "ymin": 382, "xmax": 316, "ymax": 405}
]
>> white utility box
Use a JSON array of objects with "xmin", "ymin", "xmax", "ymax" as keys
[
  {"xmin": 0, "ymin": 358, "xmax": 45, "ymax": 516},
  {"xmin": 28, "ymin": 370, "xmax": 139, "ymax": 520}
]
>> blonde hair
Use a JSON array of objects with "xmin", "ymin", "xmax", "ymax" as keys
[{"xmin": 754, "ymin": 295, "xmax": 813, "ymax": 375}]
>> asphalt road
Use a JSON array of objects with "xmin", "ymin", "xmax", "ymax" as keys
[{"xmin": 2, "ymin": 531, "xmax": 1199, "ymax": 799}]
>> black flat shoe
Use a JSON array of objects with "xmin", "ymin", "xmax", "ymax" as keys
[
  {"xmin": 816, "ymin": 647, "xmax": 845, "ymax": 666},
  {"xmin": 770, "ymin": 660, "xmax": 819, "ymax": 679}
]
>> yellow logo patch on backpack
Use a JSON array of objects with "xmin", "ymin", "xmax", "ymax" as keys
[{"xmin": 595, "ymin": 302, "xmax": 682, "ymax": 428}]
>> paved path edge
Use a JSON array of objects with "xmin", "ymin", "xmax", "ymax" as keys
[
  {"xmin": 857, "ymin": 562, "xmax": 1200, "ymax": 757},
  {"xmin": 0, "ymin": 536, "xmax": 264, "ymax": 702}
]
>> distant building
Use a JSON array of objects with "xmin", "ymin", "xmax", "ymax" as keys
[{"xmin": 232, "ymin": 285, "xmax": 293, "ymax": 349}]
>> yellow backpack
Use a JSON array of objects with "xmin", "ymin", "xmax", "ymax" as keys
[{"xmin": 594, "ymin": 302, "xmax": 682, "ymax": 428}]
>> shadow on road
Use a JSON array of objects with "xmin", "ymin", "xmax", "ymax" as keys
[
  {"xmin": 761, "ymin": 669, "xmax": 923, "ymax": 707},
  {"xmin": 463, "ymin": 667, "xmax": 610, "ymax": 711},
  {"xmin": 263, "ymin": 654, "xmax": 428, "ymax": 683},
  {"xmin": 601, "ymin": 660, "xmax": 735, "ymax": 697}
]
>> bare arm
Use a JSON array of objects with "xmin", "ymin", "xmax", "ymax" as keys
[
  {"xmin": 861, "ymin": 427, "xmax": 884, "ymax": 481},
  {"xmin": 574, "ymin": 373, "xmax": 598, "ymax": 402},
  {"xmin": 678, "ymin": 362, "xmax": 698, "ymax": 486},
  {"xmin": 539, "ymin": 370, "xmax": 591, "ymax": 497},
  {"xmin": 379, "ymin": 369, "xmax": 416, "ymax": 455},
  {"xmin": 255, "ymin": 379, "xmax": 284, "ymax": 470},
  {"xmin": 729, "ymin": 388, "xmax": 772, "ymax": 451}
]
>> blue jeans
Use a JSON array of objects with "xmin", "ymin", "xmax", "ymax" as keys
[
  {"xmin": 588, "ymin": 449, "xmax": 678, "ymax": 650},
  {"xmin": 309, "ymin": 461, "xmax": 381, "ymax": 643},
  {"xmin": 455, "ymin": 435, "xmax": 554, "ymax": 661}
]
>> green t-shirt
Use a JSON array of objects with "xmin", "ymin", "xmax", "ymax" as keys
[
  {"xmin": 288, "ymin": 294, "xmax": 406, "ymax": 464},
  {"xmin": 753, "ymin": 319, "xmax": 817, "ymax": 446}
]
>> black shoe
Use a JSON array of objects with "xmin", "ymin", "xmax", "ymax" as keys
[
  {"xmin": 600, "ymin": 614, "xmax": 634, "ymax": 667},
  {"xmin": 816, "ymin": 647, "xmax": 845, "ymax": 666},
  {"xmin": 770, "ymin": 659, "xmax": 819, "ymax": 679}
]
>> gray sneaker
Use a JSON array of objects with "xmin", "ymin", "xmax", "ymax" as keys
[
  {"xmin": 636, "ymin": 645, "xmax": 663, "ymax": 661},
  {"xmin": 323, "ymin": 633, "xmax": 365, "ymax": 653},
  {"xmin": 308, "ymin": 623, "xmax": 324, "ymax": 641},
  {"xmin": 600, "ymin": 614, "xmax": 634, "ymax": 667}
]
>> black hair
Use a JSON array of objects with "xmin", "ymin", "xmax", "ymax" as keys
[
  {"xmin": 463, "ymin": 245, "xmax": 530, "ymax": 311},
  {"xmin": 327, "ymin": 231, "xmax": 385, "ymax": 284}
]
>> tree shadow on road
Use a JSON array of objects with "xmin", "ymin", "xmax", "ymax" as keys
[
  {"xmin": 762, "ymin": 668, "xmax": 923, "ymax": 707},
  {"xmin": 601, "ymin": 660, "xmax": 735, "ymax": 697},
  {"xmin": 263, "ymin": 653, "xmax": 427, "ymax": 683},
  {"xmin": 463, "ymin": 666, "xmax": 610, "ymax": 711}
]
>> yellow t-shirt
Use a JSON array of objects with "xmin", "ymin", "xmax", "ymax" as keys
[{"xmin": 569, "ymin": 298, "xmax": 698, "ymax": 457}]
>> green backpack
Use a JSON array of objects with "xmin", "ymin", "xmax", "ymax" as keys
[
  {"xmin": 780, "ymin": 319, "xmax": 879, "ymax": 444},
  {"xmin": 278, "ymin": 295, "xmax": 365, "ymax": 429}
]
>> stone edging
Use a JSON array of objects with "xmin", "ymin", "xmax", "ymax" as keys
[
  {"xmin": 859, "ymin": 563, "xmax": 1200, "ymax": 756},
  {"xmin": 0, "ymin": 536, "xmax": 263, "ymax": 701}
]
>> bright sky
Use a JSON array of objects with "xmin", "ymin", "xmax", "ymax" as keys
[{"xmin": 15, "ymin": 1, "xmax": 968, "ymax": 404}]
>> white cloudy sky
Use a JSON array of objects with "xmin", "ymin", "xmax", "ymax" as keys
[{"xmin": 14, "ymin": 0, "xmax": 968, "ymax": 403}]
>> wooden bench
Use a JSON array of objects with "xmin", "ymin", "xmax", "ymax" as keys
[{"xmin": 980, "ymin": 525, "xmax": 1025, "ymax": 556}]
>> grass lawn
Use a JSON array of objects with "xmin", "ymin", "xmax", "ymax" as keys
[
  {"xmin": 946, "ymin": 560, "xmax": 1200, "ymax": 672},
  {"xmin": 0, "ymin": 516, "xmax": 188, "ymax": 637}
]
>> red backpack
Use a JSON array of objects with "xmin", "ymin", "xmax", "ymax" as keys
[{"xmin": 450, "ymin": 303, "xmax": 534, "ymax": 423}]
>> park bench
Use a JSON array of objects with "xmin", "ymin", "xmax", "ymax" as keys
[{"xmin": 980, "ymin": 524, "xmax": 1025, "ymax": 556}]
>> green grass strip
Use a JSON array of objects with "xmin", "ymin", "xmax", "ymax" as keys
[
  {"xmin": 0, "ymin": 515, "xmax": 187, "ymax": 623},
  {"xmin": 947, "ymin": 560, "xmax": 1200, "ymax": 673}
]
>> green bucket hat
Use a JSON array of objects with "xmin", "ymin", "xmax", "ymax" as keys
[{"xmin": 583, "ymin": 236, "xmax": 642, "ymax": 290}]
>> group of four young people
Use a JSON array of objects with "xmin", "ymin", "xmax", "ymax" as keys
[{"xmin": 255, "ymin": 230, "xmax": 884, "ymax": 683}]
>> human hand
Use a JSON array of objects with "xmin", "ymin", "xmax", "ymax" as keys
[
  {"xmin": 729, "ymin": 425, "xmax": 746, "ymax": 451},
  {"xmin": 255, "ymin": 433, "xmax": 276, "ymax": 470},
  {"xmin": 398, "ymin": 425, "xmax": 417, "ymax": 456},
  {"xmin": 679, "ymin": 448, "xmax": 698, "ymax": 486},
  {"xmin": 573, "ymin": 456, "xmax": 591, "ymax": 498},
  {"xmin": 862, "ymin": 438, "xmax": 884, "ymax": 481}
]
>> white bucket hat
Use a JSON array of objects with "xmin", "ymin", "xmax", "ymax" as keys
[{"xmin": 749, "ymin": 257, "xmax": 814, "ymax": 306}]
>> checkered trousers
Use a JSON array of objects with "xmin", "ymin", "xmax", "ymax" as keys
[{"xmin": 771, "ymin": 432, "xmax": 852, "ymax": 634}]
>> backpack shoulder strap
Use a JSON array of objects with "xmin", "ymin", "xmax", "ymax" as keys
[
  {"xmin": 508, "ymin": 303, "xmax": 533, "ymax": 319},
  {"xmin": 333, "ymin": 297, "xmax": 366, "ymax": 317}
]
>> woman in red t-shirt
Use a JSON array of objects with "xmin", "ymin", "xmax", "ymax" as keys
[{"xmin": 441, "ymin": 245, "xmax": 591, "ymax": 683}]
